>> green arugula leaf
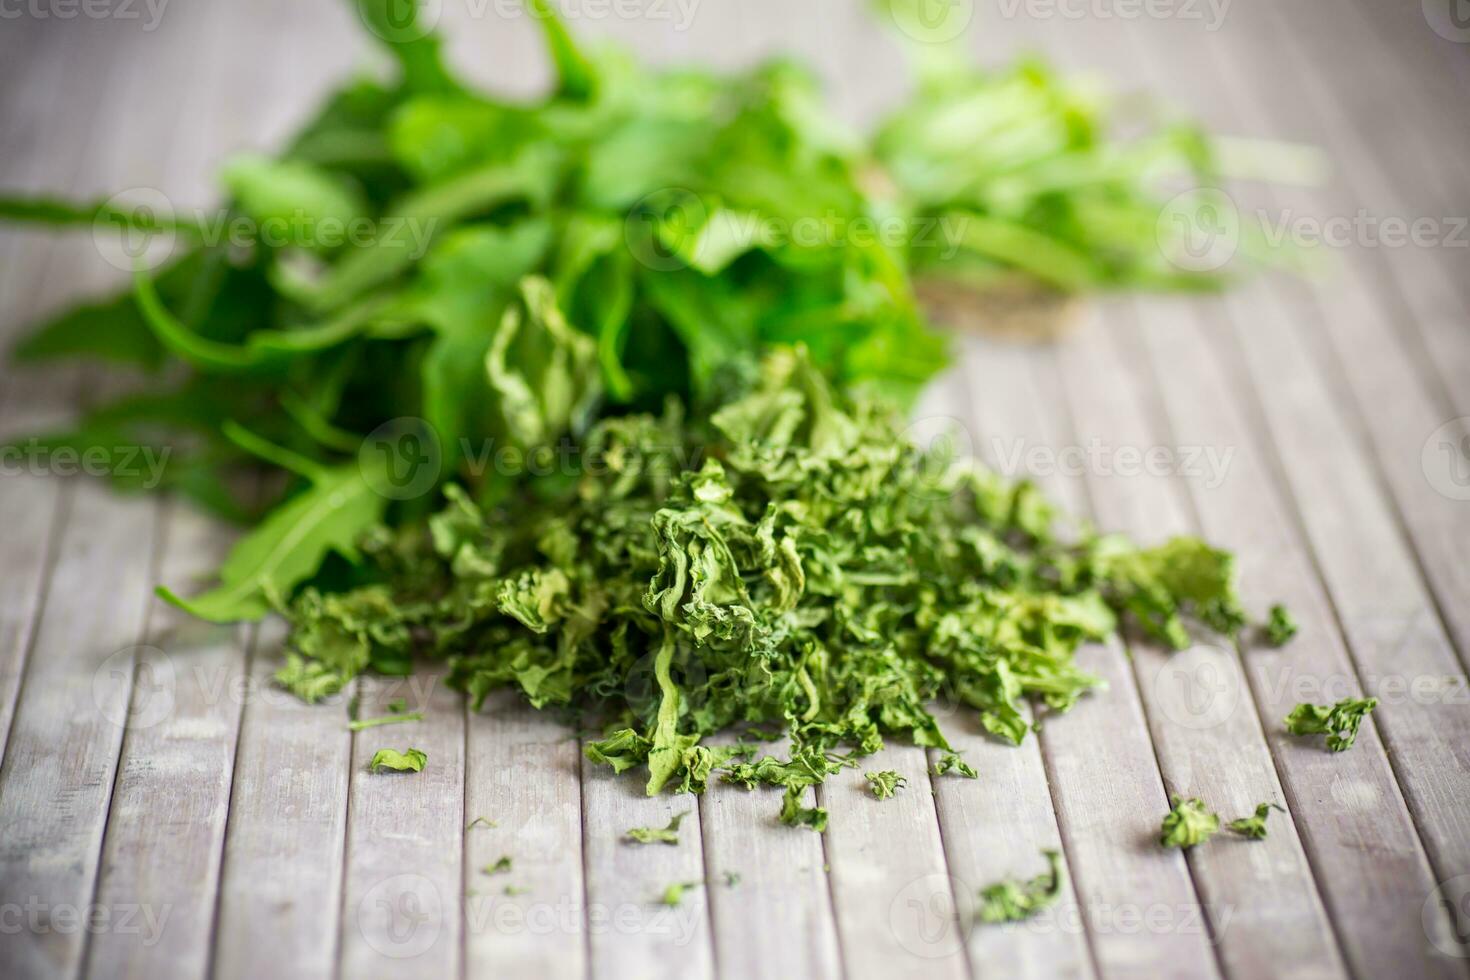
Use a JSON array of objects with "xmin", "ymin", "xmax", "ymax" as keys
[
  {"xmin": 369, "ymin": 747, "xmax": 427, "ymax": 772},
  {"xmin": 1227, "ymin": 802, "xmax": 1285, "ymax": 840},
  {"xmin": 1285, "ymin": 698, "xmax": 1378, "ymax": 752},
  {"xmin": 933, "ymin": 753, "xmax": 978, "ymax": 779},
  {"xmin": 977, "ymin": 850, "xmax": 1065, "ymax": 924},
  {"xmin": 1160, "ymin": 794, "xmax": 1220, "ymax": 848},
  {"xmin": 864, "ymin": 770, "xmax": 907, "ymax": 800},
  {"xmin": 158, "ymin": 461, "xmax": 388, "ymax": 623},
  {"xmin": 348, "ymin": 711, "xmax": 424, "ymax": 731},
  {"xmin": 659, "ymin": 880, "xmax": 702, "ymax": 907},
  {"xmin": 1264, "ymin": 604, "xmax": 1298, "ymax": 647},
  {"xmin": 779, "ymin": 786, "xmax": 829, "ymax": 833},
  {"xmin": 624, "ymin": 810, "xmax": 689, "ymax": 845}
]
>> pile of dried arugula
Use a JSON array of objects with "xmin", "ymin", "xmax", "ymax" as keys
[
  {"xmin": 0, "ymin": 1, "xmax": 1303, "ymax": 820},
  {"xmin": 279, "ymin": 348, "xmax": 1265, "ymax": 821}
]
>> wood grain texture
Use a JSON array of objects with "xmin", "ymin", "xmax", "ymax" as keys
[
  {"xmin": 1050, "ymin": 300, "xmax": 1346, "ymax": 980},
  {"xmin": 958, "ymin": 324, "xmax": 1222, "ymax": 980},
  {"xmin": 0, "ymin": 15, "xmax": 171, "ymax": 980},
  {"xmin": 82, "ymin": 504, "xmax": 250, "ymax": 980},
  {"xmin": 211, "ymin": 621, "xmax": 352, "ymax": 980},
  {"xmin": 1140, "ymin": 281, "xmax": 1466, "ymax": 980},
  {"xmin": 338, "ymin": 672, "xmax": 466, "ymax": 979},
  {"xmin": 463, "ymin": 690, "xmax": 587, "ymax": 978},
  {"xmin": 1222, "ymin": 2, "xmax": 1470, "ymax": 690},
  {"xmin": 697, "ymin": 737, "xmax": 843, "ymax": 980},
  {"xmin": 579, "ymin": 750, "xmax": 716, "ymax": 980},
  {"xmin": 0, "ymin": 480, "xmax": 161, "ymax": 980},
  {"xmin": 820, "ymin": 743, "xmax": 966, "ymax": 980},
  {"xmin": 920, "ymin": 368, "xmax": 1096, "ymax": 980},
  {"xmin": 1108, "ymin": 12, "xmax": 1470, "ymax": 968}
]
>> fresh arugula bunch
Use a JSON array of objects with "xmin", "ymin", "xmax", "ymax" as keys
[
  {"xmin": 2, "ymin": 0, "xmax": 946, "ymax": 621},
  {"xmin": 0, "ymin": 1, "xmax": 1294, "ymax": 816},
  {"xmin": 0, "ymin": 0, "xmax": 1285, "ymax": 629}
]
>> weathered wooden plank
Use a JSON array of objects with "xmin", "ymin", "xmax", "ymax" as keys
[
  {"xmin": 820, "ymin": 742, "xmax": 967, "ymax": 980},
  {"xmin": 204, "ymin": 4, "xmax": 373, "ymax": 979},
  {"xmin": 579, "ymin": 748, "xmax": 716, "ymax": 980},
  {"xmin": 1138, "ymin": 280, "xmax": 1469, "ymax": 979},
  {"xmin": 462, "ymin": 690, "xmax": 587, "ymax": 978},
  {"xmin": 1266, "ymin": 0, "xmax": 1470, "ymax": 412},
  {"xmin": 75, "ymin": 5, "xmax": 269, "ymax": 976},
  {"xmin": 0, "ymin": 24, "xmax": 86, "ymax": 770},
  {"xmin": 338, "ymin": 671, "xmax": 465, "ymax": 978},
  {"xmin": 211, "ymin": 621, "xmax": 353, "ymax": 980},
  {"xmin": 1368, "ymin": 0, "xmax": 1470, "ymax": 112},
  {"xmin": 930, "ymin": 717, "xmax": 1094, "ymax": 980},
  {"xmin": 697, "ymin": 736, "xmax": 843, "ymax": 980},
  {"xmin": 918, "ymin": 367, "xmax": 1095, "ymax": 980},
  {"xmin": 0, "ymin": 15, "xmax": 174, "ymax": 980},
  {"xmin": 957, "ymin": 324, "xmax": 1222, "ymax": 980},
  {"xmin": 1114, "ymin": 13, "xmax": 1470, "ymax": 964},
  {"xmin": 1045, "ymin": 299, "xmax": 1347, "ymax": 980},
  {"xmin": 82, "ymin": 503, "xmax": 250, "ymax": 980},
  {"xmin": 0, "ymin": 479, "xmax": 161, "ymax": 980},
  {"xmin": 1211, "ymin": 0, "xmax": 1470, "ymax": 685},
  {"xmin": 1316, "ymin": 0, "xmax": 1470, "ymax": 197}
]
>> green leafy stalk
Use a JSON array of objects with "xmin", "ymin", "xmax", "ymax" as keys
[
  {"xmin": 625, "ymin": 811, "xmax": 689, "ymax": 845},
  {"xmin": 369, "ymin": 747, "xmax": 427, "ymax": 772},
  {"xmin": 977, "ymin": 850, "xmax": 1066, "ymax": 924},
  {"xmin": 864, "ymin": 770, "xmax": 907, "ymax": 800},
  {"xmin": 1227, "ymin": 802, "xmax": 1285, "ymax": 840},
  {"xmin": 348, "ymin": 711, "xmax": 425, "ymax": 731},
  {"xmin": 1160, "ymin": 794, "xmax": 1220, "ymax": 849},
  {"xmin": 1285, "ymin": 698, "xmax": 1378, "ymax": 752}
]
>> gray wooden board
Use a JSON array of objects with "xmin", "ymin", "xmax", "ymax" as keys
[
  {"xmin": 0, "ymin": 2, "xmax": 1468, "ymax": 979},
  {"xmin": 1111, "ymin": 10, "xmax": 1470, "ymax": 966},
  {"xmin": 957, "ymin": 321, "xmax": 1223, "ymax": 980}
]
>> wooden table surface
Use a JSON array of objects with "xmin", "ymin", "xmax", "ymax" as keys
[{"xmin": 0, "ymin": 1, "xmax": 1467, "ymax": 978}]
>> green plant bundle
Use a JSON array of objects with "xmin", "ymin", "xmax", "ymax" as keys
[
  {"xmin": 276, "ymin": 349, "xmax": 1265, "ymax": 813},
  {"xmin": 0, "ymin": 1, "xmax": 1296, "ymax": 820}
]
